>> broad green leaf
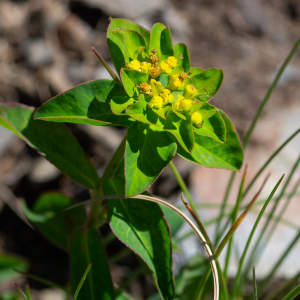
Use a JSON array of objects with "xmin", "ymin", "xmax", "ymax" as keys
[
  {"xmin": 149, "ymin": 24, "xmax": 174, "ymax": 60},
  {"xmin": 175, "ymin": 44, "xmax": 190, "ymax": 72},
  {"xmin": 157, "ymin": 73, "xmax": 169, "ymax": 88},
  {"xmin": 105, "ymin": 178, "xmax": 175, "ymax": 300},
  {"xmin": 70, "ymin": 228, "xmax": 114, "ymax": 300},
  {"xmin": 34, "ymin": 79, "xmax": 132, "ymax": 127},
  {"xmin": 189, "ymin": 67, "xmax": 205, "ymax": 77},
  {"xmin": 178, "ymin": 110, "xmax": 243, "ymax": 170},
  {"xmin": 160, "ymin": 205, "xmax": 184, "ymax": 237},
  {"xmin": 111, "ymin": 96, "xmax": 137, "ymax": 115},
  {"xmin": 133, "ymin": 46, "xmax": 149, "ymax": 61},
  {"xmin": 125, "ymin": 122, "xmax": 176, "ymax": 197},
  {"xmin": 0, "ymin": 104, "xmax": 100, "ymax": 189},
  {"xmin": 197, "ymin": 102, "xmax": 216, "ymax": 119},
  {"xmin": 193, "ymin": 110, "xmax": 226, "ymax": 143},
  {"xmin": 152, "ymin": 106, "xmax": 172, "ymax": 120},
  {"xmin": 107, "ymin": 18, "xmax": 150, "ymax": 75},
  {"xmin": 21, "ymin": 192, "xmax": 86, "ymax": 250},
  {"xmin": 164, "ymin": 110, "xmax": 194, "ymax": 153},
  {"xmin": 113, "ymin": 29, "xmax": 147, "ymax": 62},
  {"xmin": 0, "ymin": 254, "xmax": 28, "ymax": 283},
  {"xmin": 120, "ymin": 68, "xmax": 148, "ymax": 97},
  {"xmin": 192, "ymin": 69, "xmax": 224, "ymax": 101},
  {"xmin": 127, "ymin": 94, "xmax": 164, "ymax": 126}
]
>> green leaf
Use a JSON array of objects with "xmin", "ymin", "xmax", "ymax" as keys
[
  {"xmin": 21, "ymin": 192, "xmax": 86, "ymax": 250},
  {"xmin": 105, "ymin": 178, "xmax": 175, "ymax": 300},
  {"xmin": 133, "ymin": 46, "xmax": 149, "ymax": 61},
  {"xmin": 178, "ymin": 110, "xmax": 243, "ymax": 170},
  {"xmin": 0, "ymin": 292, "xmax": 20, "ymax": 300},
  {"xmin": 164, "ymin": 110, "xmax": 194, "ymax": 153},
  {"xmin": 120, "ymin": 68, "xmax": 148, "ymax": 97},
  {"xmin": 127, "ymin": 94, "xmax": 164, "ymax": 126},
  {"xmin": 111, "ymin": 96, "xmax": 137, "ymax": 115},
  {"xmin": 125, "ymin": 122, "xmax": 176, "ymax": 197},
  {"xmin": 197, "ymin": 102, "xmax": 216, "ymax": 119},
  {"xmin": 107, "ymin": 18, "xmax": 150, "ymax": 75},
  {"xmin": 34, "ymin": 79, "xmax": 132, "ymax": 127},
  {"xmin": 0, "ymin": 254, "xmax": 28, "ymax": 283},
  {"xmin": 193, "ymin": 110, "xmax": 226, "ymax": 143},
  {"xmin": 70, "ymin": 228, "xmax": 114, "ymax": 300},
  {"xmin": 152, "ymin": 106, "xmax": 172, "ymax": 120},
  {"xmin": 175, "ymin": 44, "xmax": 190, "ymax": 72},
  {"xmin": 189, "ymin": 67, "xmax": 205, "ymax": 77},
  {"xmin": 159, "ymin": 205, "xmax": 184, "ymax": 237},
  {"xmin": 115, "ymin": 290, "xmax": 135, "ymax": 300},
  {"xmin": 149, "ymin": 24, "xmax": 174, "ymax": 60},
  {"xmin": 0, "ymin": 104, "xmax": 100, "ymax": 189},
  {"xmin": 192, "ymin": 68, "xmax": 224, "ymax": 101},
  {"xmin": 113, "ymin": 29, "xmax": 147, "ymax": 62}
]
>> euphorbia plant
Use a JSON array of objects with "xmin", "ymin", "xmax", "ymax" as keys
[{"xmin": 0, "ymin": 18, "xmax": 244, "ymax": 300}]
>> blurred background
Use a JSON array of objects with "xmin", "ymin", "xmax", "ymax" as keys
[{"xmin": 0, "ymin": 0, "xmax": 300, "ymax": 299}]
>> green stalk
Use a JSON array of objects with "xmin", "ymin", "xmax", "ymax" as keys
[
  {"xmin": 259, "ymin": 231, "xmax": 300, "ymax": 295},
  {"xmin": 87, "ymin": 136, "xmax": 126, "ymax": 227},
  {"xmin": 281, "ymin": 283, "xmax": 300, "ymax": 300},
  {"xmin": 26, "ymin": 285, "xmax": 32, "ymax": 300},
  {"xmin": 74, "ymin": 263, "xmax": 92, "ymax": 300},
  {"xmin": 244, "ymin": 155, "xmax": 300, "ymax": 273},
  {"xmin": 214, "ymin": 36, "xmax": 300, "ymax": 242},
  {"xmin": 169, "ymin": 160, "xmax": 201, "ymax": 221},
  {"xmin": 231, "ymin": 174, "xmax": 285, "ymax": 300},
  {"xmin": 224, "ymin": 166, "xmax": 247, "ymax": 280},
  {"xmin": 253, "ymin": 266, "xmax": 257, "ymax": 300}
]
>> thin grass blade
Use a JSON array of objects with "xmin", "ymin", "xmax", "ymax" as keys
[
  {"xmin": 281, "ymin": 283, "xmax": 300, "ymax": 300},
  {"xmin": 224, "ymin": 166, "xmax": 247, "ymax": 279},
  {"xmin": 253, "ymin": 266, "xmax": 257, "ymax": 300},
  {"xmin": 14, "ymin": 283, "xmax": 28, "ymax": 300},
  {"xmin": 73, "ymin": 263, "xmax": 92, "ymax": 300},
  {"xmin": 92, "ymin": 47, "xmax": 121, "ymax": 82},
  {"xmin": 244, "ymin": 155, "xmax": 300, "ymax": 273},
  {"xmin": 214, "ymin": 36, "xmax": 300, "ymax": 242},
  {"xmin": 215, "ymin": 173, "xmax": 270, "ymax": 259},
  {"xmin": 25, "ymin": 285, "xmax": 32, "ymax": 300},
  {"xmin": 231, "ymin": 174, "xmax": 285, "ymax": 300}
]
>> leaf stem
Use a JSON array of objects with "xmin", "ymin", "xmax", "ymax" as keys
[{"xmin": 168, "ymin": 160, "xmax": 201, "ymax": 221}]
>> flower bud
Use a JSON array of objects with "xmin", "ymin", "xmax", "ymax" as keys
[
  {"xmin": 160, "ymin": 61, "xmax": 172, "ymax": 73},
  {"xmin": 169, "ymin": 74, "xmax": 183, "ymax": 90},
  {"xmin": 128, "ymin": 60, "xmax": 141, "ymax": 70},
  {"xmin": 150, "ymin": 54, "xmax": 159, "ymax": 64},
  {"xmin": 140, "ymin": 62, "xmax": 151, "ymax": 72},
  {"xmin": 191, "ymin": 112, "xmax": 203, "ymax": 127},
  {"xmin": 149, "ymin": 96, "xmax": 163, "ymax": 109},
  {"xmin": 166, "ymin": 56, "xmax": 178, "ymax": 68},
  {"xmin": 184, "ymin": 85, "xmax": 197, "ymax": 98},
  {"xmin": 150, "ymin": 66, "xmax": 161, "ymax": 78},
  {"xmin": 140, "ymin": 83, "xmax": 152, "ymax": 95}
]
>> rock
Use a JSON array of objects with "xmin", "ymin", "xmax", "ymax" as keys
[
  {"xmin": 77, "ymin": 0, "xmax": 167, "ymax": 19},
  {"xmin": 29, "ymin": 157, "xmax": 61, "ymax": 183},
  {"xmin": 24, "ymin": 39, "xmax": 54, "ymax": 68}
]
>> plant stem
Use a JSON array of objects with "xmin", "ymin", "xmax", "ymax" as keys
[
  {"xmin": 87, "ymin": 136, "xmax": 126, "ymax": 227},
  {"xmin": 168, "ymin": 160, "xmax": 201, "ymax": 221}
]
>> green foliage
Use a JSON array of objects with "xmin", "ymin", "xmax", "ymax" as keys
[
  {"xmin": 21, "ymin": 192, "xmax": 87, "ymax": 250},
  {"xmin": 2, "ymin": 16, "xmax": 299, "ymax": 300}
]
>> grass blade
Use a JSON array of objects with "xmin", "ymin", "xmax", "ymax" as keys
[
  {"xmin": 15, "ymin": 270, "xmax": 68, "ymax": 292},
  {"xmin": 244, "ymin": 155, "xmax": 300, "ymax": 273},
  {"xmin": 25, "ymin": 285, "xmax": 32, "ymax": 300},
  {"xmin": 73, "ymin": 263, "xmax": 92, "ymax": 300},
  {"xmin": 215, "ymin": 174, "xmax": 269, "ymax": 259},
  {"xmin": 281, "ymin": 283, "xmax": 300, "ymax": 300},
  {"xmin": 253, "ymin": 266, "xmax": 257, "ymax": 300},
  {"xmin": 92, "ymin": 47, "xmax": 121, "ymax": 83},
  {"xmin": 224, "ymin": 166, "xmax": 247, "ymax": 279},
  {"xmin": 231, "ymin": 174, "xmax": 285, "ymax": 300},
  {"xmin": 214, "ymin": 36, "xmax": 300, "ymax": 242},
  {"xmin": 243, "ymin": 131, "xmax": 300, "ymax": 198},
  {"xmin": 259, "ymin": 230, "xmax": 300, "ymax": 294},
  {"xmin": 14, "ymin": 283, "xmax": 28, "ymax": 300}
]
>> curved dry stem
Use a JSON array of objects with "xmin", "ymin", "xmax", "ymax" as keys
[{"xmin": 65, "ymin": 194, "xmax": 219, "ymax": 300}]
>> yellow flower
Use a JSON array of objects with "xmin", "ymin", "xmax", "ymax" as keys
[
  {"xmin": 184, "ymin": 85, "xmax": 197, "ymax": 98},
  {"xmin": 191, "ymin": 112, "xmax": 203, "ymax": 127},
  {"xmin": 166, "ymin": 56, "xmax": 178, "ymax": 68},
  {"xmin": 149, "ymin": 96, "xmax": 163, "ymax": 109},
  {"xmin": 140, "ymin": 82, "xmax": 152, "ymax": 95},
  {"xmin": 180, "ymin": 99, "xmax": 194, "ymax": 112},
  {"xmin": 160, "ymin": 89, "xmax": 174, "ymax": 106},
  {"xmin": 140, "ymin": 62, "xmax": 151, "ymax": 72},
  {"xmin": 160, "ymin": 61, "xmax": 172, "ymax": 74},
  {"xmin": 128, "ymin": 60, "xmax": 141, "ymax": 70},
  {"xmin": 169, "ymin": 74, "xmax": 183, "ymax": 90},
  {"xmin": 150, "ymin": 66, "xmax": 161, "ymax": 78},
  {"xmin": 173, "ymin": 100, "xmax": 181, "ymax": 111}
]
